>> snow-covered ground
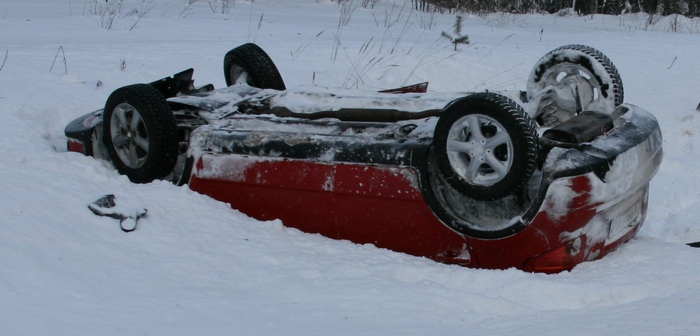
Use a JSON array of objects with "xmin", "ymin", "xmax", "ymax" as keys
[{"xmin": 2, "ymin": 0, "xmax": 700, "ymax": 334}]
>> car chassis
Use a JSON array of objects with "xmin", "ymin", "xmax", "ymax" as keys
[{"xmin": 66, "ymin": 44, "xmax": 662, "ymax": 273}]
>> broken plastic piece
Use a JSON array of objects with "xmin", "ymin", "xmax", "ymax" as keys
[{"xmin": 88, "ymin": 194, "xmax": 147, "ymax": 232}]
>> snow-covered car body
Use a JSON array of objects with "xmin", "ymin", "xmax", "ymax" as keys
[{"xmin": 65, "ymin": 44, "xmax": 662, "ymax": 273}]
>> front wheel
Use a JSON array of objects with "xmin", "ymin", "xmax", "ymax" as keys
[
  {"xmin": 433, "ymin": 93, "xmax": 539, "ymax": 201},
  {"xmin": 103, "ymin": 84, "xmax": 179, "ymax": 183},
  {"xmin": 223, "ymin": 43, "xmax": 286, "ymax": 90}
]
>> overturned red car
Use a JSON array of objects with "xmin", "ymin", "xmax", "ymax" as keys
[{"xmin": 65, "ymin": 43, "xmax": 662, "ymax": 273}]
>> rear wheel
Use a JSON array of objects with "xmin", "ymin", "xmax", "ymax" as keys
[
  {"xmin": 223, "ymin": 43, "xmax": 286, "ymax": 90},
  {"xmin": 103, "ymin": 84, "xmax": 179, "ymax": 183},
  {"xmin": 433, "ymin": 93, "xmax": 538, "ymax": 201},
  {"xmin": 527, "ymin": 44, "xmax": 623, "ymax": 124}
]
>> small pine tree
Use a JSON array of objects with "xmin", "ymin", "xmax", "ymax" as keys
[{"xmin": 441, "ymin": 15, "xmax": 470, "ymax": 51}]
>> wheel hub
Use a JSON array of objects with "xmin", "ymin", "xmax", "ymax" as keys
[{"xmin": 468, "ymin": 140, "xmax": 487, "ymax": 159}]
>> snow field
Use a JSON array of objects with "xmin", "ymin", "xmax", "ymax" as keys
[{"xmin": 2, "ymin": 0, "xmax": 700, "ymax": 334}]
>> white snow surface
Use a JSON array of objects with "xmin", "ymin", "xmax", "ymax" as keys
[{"xmin": 2, "ymin": 1, "xmax": 700, "ymax": 334}]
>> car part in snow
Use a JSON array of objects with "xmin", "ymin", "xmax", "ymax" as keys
[
  {"xmin": 87, "ymin": 194, "xmax": 148, "ymax": 232},
  {"xmin": 149, "ymin": 68, "xmax": 196, "ymax": 98},
  {"xmin": 378, "ymin": 82, "xmax": 429, "ymax": 94},
  {"xmin": 527, "ymin": 44, "xmax": 623, "ymax": 126},
  {"xmin": 433, "ymin": 92, "xmax": 539, "ymax": 201},
  {"xmin": 542, "ymin": 110, "xmax": 613, "ymax": 144},
  {"xmin": 223, "ymin": 43, "xmax": 286, "ymax": 90},
  {"xmin": 103, "ymin": 84, "xmax": 179, "ymax": 183}
]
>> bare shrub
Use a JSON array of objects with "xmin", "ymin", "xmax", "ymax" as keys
[
  {"xmin": 338, "ymin": 0, "xmax": 359, "ymax": 26},
  {"xmin": 99, "ymin": 0, "xmax": 124, "ymax": 30},
  {"xmin": 50, "ymin": 46, "xmax": 68, "ymax": 75},
  {"xmin": 371, "ymin": 0, "xmax": 410, "ymax": 28},
  {"xmin": 127, "ymin": 0, "xmax": 155, "ymax": 31},
  {"xmin": 180, "ymin": 0, "xmax": 200, "ymax": 17},
  {"xmin": 361, "ymin": 0, "xmax": 380, "ymax": 8},
  {"xmin": 84, "ymin": 0, "xmax": 153, "ymax": 31},
  {"xmin": 417, "ymin": 7, "xmax": 439, "ymax": 30},
  {"xmin": 208, "ymin": 0, "xmax": 236, "ymax": 14}
]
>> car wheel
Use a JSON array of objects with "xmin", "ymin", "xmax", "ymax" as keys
[
  {"xmin": 433, "ymin": 93, "xmax": 538, "ymax": 201},
  {"xmin": 223, "ymin": 43, "xmax": 286, "ymax": 90},
  {"xmin": 527, "ymin": 44, "xmax": 623, "ymax": 121},
  {"xmin": 103, "ymin": 84, "xmax": 179, "ymax": 183}
]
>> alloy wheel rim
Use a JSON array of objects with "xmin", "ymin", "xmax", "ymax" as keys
[
  {"xmin": 110, "ymin": 103, "xmax": 149, "ymax": 169},
  {"xmin": 446, "ymin": 114, "xmax": 513, "ymax": 186}
]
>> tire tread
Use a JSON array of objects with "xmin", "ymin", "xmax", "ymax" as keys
[
  {"xmin": 103, "ymin": 84, "xmax": 179, "ymax": 183},
  {"xmin": 223, "ymin": 43, "xmax": 286, "ymax": 90}
]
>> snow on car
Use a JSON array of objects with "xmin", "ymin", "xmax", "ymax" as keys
[{"xmin": 65, "ymin": 43, "xmax": 662, "ymax": 273}]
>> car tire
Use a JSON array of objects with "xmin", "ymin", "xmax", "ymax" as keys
[
  {"xmin": 433, "ymin": 92, "xmax": 538, "ymax": 201},
  {"xmin": 223, "ymin": 43, "xmax": 286, "ymax": 90},
  {"xmin": 103, "ymin": 84, "xmax": 179, "ymax": 183},
  {"xmin": 527, "ymin": 44, "xmax": 623, "ymax": 115}
]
